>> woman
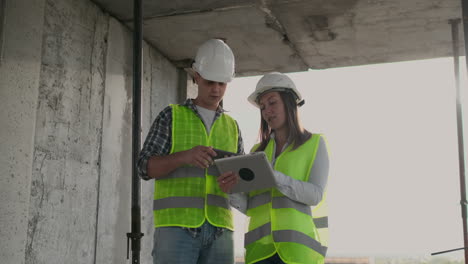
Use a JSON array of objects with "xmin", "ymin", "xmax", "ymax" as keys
[{"xmin": 218, "ymin": 72, "xmax": 330, "ymax": 264}]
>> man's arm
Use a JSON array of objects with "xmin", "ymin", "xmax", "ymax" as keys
[
  {"xmin": 138, "ymin": 106, "xmax": 173, "ymax": 181},
  {"xmin": 146, "ymin": 146, "xmax": 217, "ymax": 179}
]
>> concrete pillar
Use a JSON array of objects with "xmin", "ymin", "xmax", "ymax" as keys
[
  {"xmin": 186, "ymin": 74, "xmax": 198, "ymax": 100},
  {"xmin": 24, "ymin": 0, "xmax": 109, "ymax": 262},
  {"xmin": 0, "ymin": 0, "xmax": 186, "ymax": 263},
  {"xmin": 94, "ymin": 17, "xmax": 132, "ymax": 263},
  {"xmin": 0, "ymin": 0, "xmax": 46, "ymax": 263}
]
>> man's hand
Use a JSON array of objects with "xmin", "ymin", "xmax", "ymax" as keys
[
  {"xmin": 217, "ymin": 171, "xmax": 239, "ymax": 193},
  {"xmin": 182, "ymin": 146, "xmax": 217, "ymax": 169}
]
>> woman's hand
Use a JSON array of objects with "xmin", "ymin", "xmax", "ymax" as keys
[{"xmin": 217, "ymin": 171, "xmax": 239, "ymax": 193}]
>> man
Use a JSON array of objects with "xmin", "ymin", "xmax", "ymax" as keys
[{"xmin": 138, "ymin": 39, "xmax": 244, "ymax": 264}]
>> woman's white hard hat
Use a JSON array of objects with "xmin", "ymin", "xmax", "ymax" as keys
[
  {"xmin": 248, "ymin": 72, "xmax": 304, "ymax": 108},
  {"xmin": 192, "ymin": 39, "xmax": 235, "ymax": 83}
]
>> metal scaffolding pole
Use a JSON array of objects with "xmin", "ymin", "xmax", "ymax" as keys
[
  {"xmin": 126, "ymin": 0, "xmax": 144, "ymax": 263},
  {"xmin": 453, "ymin": 6, "xmax": 468, "ymax": 261},
  {"xmin": 432, "ymin": 16, "xmax": 468, "ymax": 262}
]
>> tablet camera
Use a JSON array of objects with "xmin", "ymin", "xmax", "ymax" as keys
[{"xmin": 239, "ymin": 168, "xmax": 255, "ymax": 181}]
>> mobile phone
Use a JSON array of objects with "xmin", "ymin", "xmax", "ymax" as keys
[{"xmin": 212, "ymin": 148, "xmax": 238, "ymax": 160}]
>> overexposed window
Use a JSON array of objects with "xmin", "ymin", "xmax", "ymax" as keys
[{"xmin": 224, "ymin": 57, "xmax": 467, "ymax": 263}]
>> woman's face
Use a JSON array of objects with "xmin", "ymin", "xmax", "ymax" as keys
[{"xmin": 258, "ymin": 91, "xmax": 286, "ymax": 131}]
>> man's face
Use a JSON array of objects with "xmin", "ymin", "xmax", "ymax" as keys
[{"xmin": 194, "ymin": 73, "xmax": 227, "ymax": 110}]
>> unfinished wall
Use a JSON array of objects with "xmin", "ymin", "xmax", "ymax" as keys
[
  {"xmin": 25, "ymin": 0, "xmax": 109, "ymax": 262},
  {"xmin": 140, "ymin": 40, "xmax": 155, "ymax": 264},
  {"xmin": 0, "ymin": 0, "xmax": 46, "ymax": 263},
  {"xmin": 149, "ymin": 45, "xmax": 186, "ymax": 117},
  {"xmin": 0, "ymin": 0, "xmax": 185, "ymax": 263}
]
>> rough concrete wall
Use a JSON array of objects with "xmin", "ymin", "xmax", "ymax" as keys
[
  {"xmin": 1, "ymin": 0, "xmax": 185, "ymax": 263},
  {"xmin": 95, "ymin": 16, "xmax": 185, "ymax": 264},
  {"xmin": 186, "ymin": 75, "xmax": 198, "ymax": 100},
  {"xmin": 140, "ymin": 41, "xmax": 154, "ymax": 264},
  {"xmin": 0, "ymin": 0, "xmax": 46, "ymax": 263},
  {"xmin": 25, "ymin": 0, "xmax": 108, "ymax": 263},
  {"xmin": 93, "ymin": 17, "xmax": 131, "ymax": 264},
  {"xmin": 149, "ymin": 46, "xmax": 183, "ymax": 116}
]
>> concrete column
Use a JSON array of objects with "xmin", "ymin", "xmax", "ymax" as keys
[
  {"xmin": 94, "ymin": 17, "xmax": 132, "ymax": 264},
  {"xmin": 24, "ymin": 0, "xmax": 108, "ymax": 263},
  {"xmin": 149, "ymin": 46, "xmax": 182, "ymax": 117},
  {"xmin": 0, "ymin": 0, "xmax": 46, "ymax": 263},
  {"xmin": 0, "ymin": 0, "xmax": 186, "ymax": 263},
  {"xmin": 186, "ymin": 74, "xmax": 198, "ymax": 99},
  {"xmin": 140, "ymin": 40, "xmax": 154, "ymax": 264}
]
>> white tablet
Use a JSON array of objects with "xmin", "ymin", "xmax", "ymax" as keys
[{"xmin": 214, "ymin": 152, "xmax": 276, "ymax": 193}]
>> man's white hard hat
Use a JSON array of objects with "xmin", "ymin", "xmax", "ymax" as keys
[
  {"xmin": 248, "ymin": 72, "xmax": 304, "ymax": 108},
  {"xmin": 192, "ymin": 39, "xmax": 235, "ymax": 83}
]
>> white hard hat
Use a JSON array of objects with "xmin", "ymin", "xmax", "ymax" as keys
[
  {"xmin": 248, "ymin": 72, "xmax": 304, "ymax": 107},
  {"xmin": 192, "ymin": 39, "xmax": 235, "ymax": 83}
]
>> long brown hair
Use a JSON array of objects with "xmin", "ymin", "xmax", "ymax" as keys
[{"xmin": 255, "ymin": 91, "xmax": 311, "ymax": 152}]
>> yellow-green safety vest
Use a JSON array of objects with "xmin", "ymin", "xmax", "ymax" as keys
[
  {"xmin": 153, "ymin": 104, "xmax": 238, "ymax": 230},
  {"xmin": 245, "ymin": 134, "xmax": 329, "ymax": 264}
]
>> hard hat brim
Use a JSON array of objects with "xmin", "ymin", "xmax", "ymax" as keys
[{"xmin": 248, "ymin": 86, "xmax": 302, "ymax": 108}]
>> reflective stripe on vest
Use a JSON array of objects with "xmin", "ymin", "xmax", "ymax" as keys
[
  {"xmin": 245, "ymin": 134, "xmax": 327, "ymax": 264},
  {"xmin": 248, "ymin": 193, "xmax": 311, "ymax": 216},
  {"xmin": 154, "ymin": 194, "xmax": 229, "ymax": 210},
  {"xmin": 153, "ymin": 104, "xmax": 238, "ymax": 229},
  {"xmin": 245, "ymin": 223, "xmax": 327, "ymax": 257},
  {"xmin": 272, "ymin": 196, "xmax": 311, "ymax": 216},
  {"xmin": 273, "ymin": 230, "xmax": 327, "ymax": 257}
]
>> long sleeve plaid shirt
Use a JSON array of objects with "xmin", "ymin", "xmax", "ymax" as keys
[{"xmin": 138, "ymin": 98, "xmax": 244, "ymax": 180}]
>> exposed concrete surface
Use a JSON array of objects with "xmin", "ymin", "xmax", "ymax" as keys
[
  {"xmin": 141, "ymin": 40, "xmax": 155, "ymax": 264},
  {"xmin": 281, "ymin": 0, "xmax": 463, "ymax": 68},
  {"xmin": 142, "ymin": 6, "xmax": 308, "ymax": 76},
  {"xmin": 0, "ymin": 0, "xmax": 46, "ymax": 263},
  {"xmin": 25, "ymin": 0, "xmax": 109, "ymax": 263},
  {"xmin": 1, "ymin": 0, "xmax": 185, "ymax": 262},
  {"xmin": 94, "ymin": 17, "xmax": 182, "ymax": 264},
  {"xmin": 94, "ymin": 17, "xmax": 131, "ymax": 264},
  {"xmin": 92, "ymin": 0, "xmax": 254, "ymax": 21},
  {"xmin": 92, "ymin": 0, "xmax": 463, "ymax": 75},
  {"xmin": 149, "ymin": 44, "xmax": 182, "ymax": 117},
  {"xmin": 186, "ymin": 75, "xmax": 198, "ymax": 100}
]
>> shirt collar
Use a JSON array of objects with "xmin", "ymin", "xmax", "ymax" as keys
[
  {"xmin": 183, "ymin": 98, "xmax": 227, "ymax": 114},
  {"xmin": 270, "ymin": 132, "xmax": 291, "ymax": 145}
]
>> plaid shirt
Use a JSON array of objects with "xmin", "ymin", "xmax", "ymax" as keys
[{"xmin": 138, "ymin": 98, "xmax": 244, "ymax": 180}]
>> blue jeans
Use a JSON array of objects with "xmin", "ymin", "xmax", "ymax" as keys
[{"xmin": 152, "ymin": 221, "xmax": 234, "ymax": 264}]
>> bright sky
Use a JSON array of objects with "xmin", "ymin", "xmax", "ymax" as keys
[{"xmin": 223, "ymin": 57, "xmax": 467, "ymax": 259}]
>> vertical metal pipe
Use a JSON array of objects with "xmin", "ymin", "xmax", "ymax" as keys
[
  {"xmin": 0, "ymin": 0, "xmax": 6, "ymax": 64},
  {"xmin": 450, "ymin": 14, "xmax": 468, "ymax": 263},
  {"xmin": 127, "ymin": 0, "xmax": 143, "ymax": 263}
]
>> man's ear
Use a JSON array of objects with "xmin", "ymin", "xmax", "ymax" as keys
[{"xmin": 193, "ymin": 72, "xmax": 201, "ymax": 85}]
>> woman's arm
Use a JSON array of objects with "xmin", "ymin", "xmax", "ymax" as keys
[{"xmin": 275, "ymin": 137, "xmax": 329, "ymax": 205}]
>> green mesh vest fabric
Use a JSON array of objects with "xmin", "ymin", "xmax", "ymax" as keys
[
  {"xmin": 245, "ymin": 134, "xmax": 328, "ymax": 264},
  {"xmin": 153, "ymin": 104, "xmax": 238, "ymax": 230}
]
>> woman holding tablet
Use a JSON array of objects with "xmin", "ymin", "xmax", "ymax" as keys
[{"xmin": 218, "ymin": 72, "xmax": 330, "ymax": 264}]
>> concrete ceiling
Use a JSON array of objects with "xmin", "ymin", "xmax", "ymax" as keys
[{"xmin": 91, "ymin": 0, "xmax": 463, "ymax": 77}]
